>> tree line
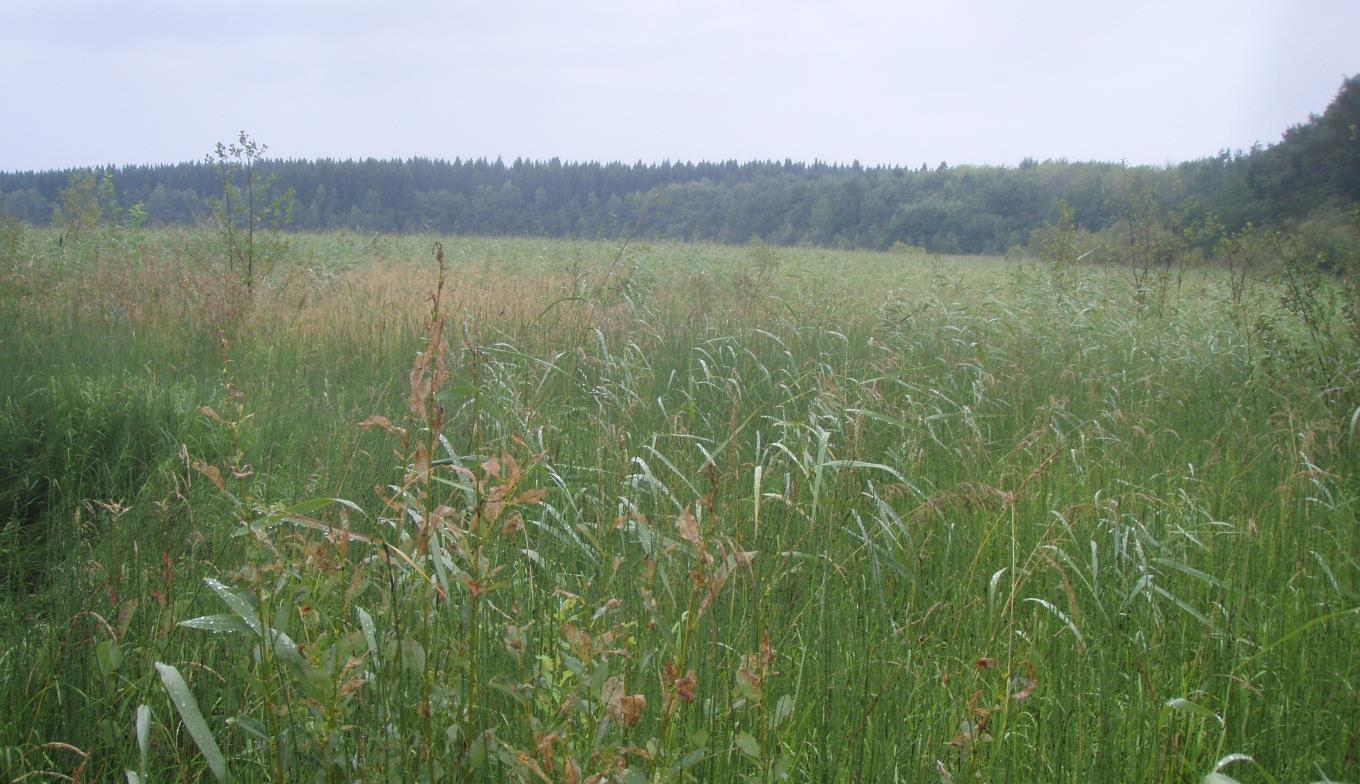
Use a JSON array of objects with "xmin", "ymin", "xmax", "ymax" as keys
[{"xmin": 3, "ymin": 77, "xmax": 1356, "ymax": 253}]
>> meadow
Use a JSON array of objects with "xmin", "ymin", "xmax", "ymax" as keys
[{"xmin": 0, "ymin": 228, "xmax": 1356, "ymax": 782}]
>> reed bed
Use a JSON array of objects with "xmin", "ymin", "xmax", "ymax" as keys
[{"xmin": 0, "ymin": 230, "xmax": 1355, "ymax": 782}]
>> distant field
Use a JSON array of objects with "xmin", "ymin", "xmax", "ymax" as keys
[{"xmin": 1, "ymin": 229, "xmax": 1356, "ymax": 782}]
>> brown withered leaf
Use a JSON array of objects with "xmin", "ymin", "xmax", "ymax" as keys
[
  {"xmin": 946, "ymin": 720, "xmax": 992, "ymax": 748},
  {"xmin": 191, "ymin": 459, "xmax": 225, "ymax": 492},
  {"xmin": 359, "ymin": 415, "xmax": 406, "ymax": 438},
  {"xmin": 411, "ymin": 444, "xmax": 431, "ymax": 484},
  {"xmin": 407, "ymin": 341, "xmax": 438, "ymax": 422},
  {"xmin": 614, "ymin": 510, "xmax": 647, "ymax": 530},
  {"xmin": 534, "ymin": 731, "xmax": 559, "ymax": 774},
  {"xmin": 481, "ymin": 455, "xmax": 501, "ymax": 480},
  {"xmin": 461, "ymin": 574, "xmax": 482, "ymax": 599},
  {"xmin": 698, "ymin": 562, "xmax": 731, "ymax": 615},
  {"xmin": 359, "ymin": 414, "xmax": 389, "ymax": 431},
  {"xmin": 602, "ymin": 677, "xmax": 647, "ymax": 727},
  {"xmin": 563, "ymin": 758, "xmax": 580, "ymax": 784},
  {"xmin": 662, "ymin": 660, "xmax": 694, "ymax": 710},
  {"xmin": 513, "ymin": 487, "xmax": 547, "ymax": 505},
  {"xmin": 602, "ymin": 676, "xmax": 624, "ymax": 717},
  {"xmin": 405, "ymin": 362, "xmax": 427, "ymax": 419},
  {"xmin": 562, "ymin": 624, "xmax": 592, "ymax": 659},
  {"xmin": 591, "ymin": 598, "xmax": 624, "ymax": 622},
  {"xmin": 429, "ymin": 402, "xmax": 444, "ymax": 433},
  {"xmin": 677, "ymin": 508, "xmax": 701, "ymax": 548},
  {"xmin": 504, "ymin": 624, "xmax": 525, "ymax": 652},
  {"xmin": 198, "ymin": 405, "xmax": 223, "ymax": 423},
  {"xmin": 514, "ymin": 750, "xmax": 551, "ymax": 783},
  {"xmin": 618, "ymin": 694, "xmax": 646, "ymax": 728},
  {"xmin": 374, "ymin": 485, "xmax": 404, "ymax": 513},
  {"xmin": 946, "ymin": 694, "xmax": 995, "ymax": 748},
  {"xmin": 674, "ymin": 670, "xmax": 696, "ymax": 703},
  {"xmin": 338, "ymin": 677, "xmax": 365, "ymax": 699},
  {"xmin": 501, "ymin": 452, "xmax": 523, "ymax": 485},
  {"xmin": 480, "ymin": 497, "xmax": 503, "ymax": 527},
  {"xmin": 431, "ymin": 505, "xmax": 460, "ymax": 533},
  {"xmin": 1009, "ymin": 662, "xmax": 1037, "ymax": 701},
  {"xmin": 500, "ymin": 512, "xmax": 525, "ymax": 536}
]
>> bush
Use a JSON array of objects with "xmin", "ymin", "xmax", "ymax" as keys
[{"xmin": 1275, "ymin": 207, "xmax": 1360, "ymax": 408}]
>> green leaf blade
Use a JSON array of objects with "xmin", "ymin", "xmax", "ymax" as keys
[{"xmin": 155, "ymin": 662, "xmax": 228, "ymax": 782}]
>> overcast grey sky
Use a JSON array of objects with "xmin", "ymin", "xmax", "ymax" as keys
[{"xmin": 2, "ymin": 0, "xmax": 1357, "ymax": 172}]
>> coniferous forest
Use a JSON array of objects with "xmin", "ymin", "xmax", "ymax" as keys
[{"xmin": 4, "ymin": 77, "xmax": 1357, "ymax": 253}]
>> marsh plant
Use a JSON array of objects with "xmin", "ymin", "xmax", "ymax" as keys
[
  {"xmin": 0, "ymin": 208, "xmax": 25, "ymax": 283},
  {"xmin": 0, "ymin": 231, "xmax": 1356, "ymax": 782}
]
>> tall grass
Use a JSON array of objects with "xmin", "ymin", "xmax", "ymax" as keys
[{"xmin": 0, "ymin": 229, "xmax": 1355, "ymax": 782}]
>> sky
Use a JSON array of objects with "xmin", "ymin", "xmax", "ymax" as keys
[{"xmin": 1, "ymin": 0, "xmax": 1357, "ymax": 172}]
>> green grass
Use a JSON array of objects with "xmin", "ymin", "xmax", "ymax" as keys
[{"xmin": 0, "ymin": 228, "xmax": 1356, "ymax": 782}]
